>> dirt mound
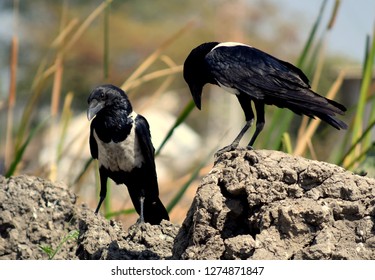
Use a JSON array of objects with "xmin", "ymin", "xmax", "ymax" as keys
[
  {"xmin": 1, "ymin": 149, "xmax": 375, "ymax": 259},
  {"xmin": 173, "ymin": 149, "xmax": 375, "ymax": 259},
  {"xmin": 76, "ymin": 210, "xmax": 179, "ymax": 259},
  {"xmin": 0, "ymin": 175, "xmax": 79, "ymax": 259},
  {"xmin": 0, "ymin": 175, "xmax": 178, "ymax": 260}
]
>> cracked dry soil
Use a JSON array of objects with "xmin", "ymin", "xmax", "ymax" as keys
[{"xmin": 1, "ymin": 149, "xmax": 375, "ymax": 259}]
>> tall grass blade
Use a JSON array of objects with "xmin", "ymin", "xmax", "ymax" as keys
[
  {"xmin": 345, "ymin": 142, "xmax": 375, "ymax": 170},
  {"xmin": 15, "ymin": 63, "xmax": 55, "ymax": 152},
  {"xmin": 295, "ymin": 37, "xmax": 324, "ymax": 140},
  {"xmin": 347, "ymin": 29, "xmax": 375, "ymax": 167},
  {"xmin": 104, "ymin": 180, "xmax": 111, "ymax": 215},
  {"xmin": 338, "ymin": 118, "xmax": 375, "ymax": 166},
  {"xmin": 327, "ymin": 0, "xmax": 340, "ymax": 30},
  {"xmin": 73, "ymin": 158, "xmax": 94, "ymax": 185},
  {"xmin": 6, "ymin": 119, "xmax": 48, "ymax": 177},
  {"xmin": 363, "ymin": 25, "xmax": 375, "ymax": 149},
  {"xmin": 48, "ymin": 3, "xmax": 69, "ymax": 181},
  {"xmin": 40, "ymin": 230, "xmax": 79, "ymax": 260},
  {"xmin": 263, "ymin": 110, "xmax": 293, "ymax": 150},
  {"xmin": 124, "ymin": 65, "xmax": 182, "ymax": 92},
  {"xmin": 51, "ymin": 1, "xmax": 68, "ymax": 118},
  {"xmin": 62, "ymin": 0, "xmax": 113, "ymax": 55},
  {"xmin": 51, "ymin": 55, "xmax": 64, "ymax": 117},
  {"xmin": 105, "ymin": 208, "xmax": 135, "ymax": 219},
  {"xmin": 121, "ymin": 20, "xmax": 194, "ymax": 91},
  {"xmin": 57, "ymin": 92, "xmax": 74, "ymax": 161},
  {"xmin": 103, "ymin": 0, "xmax": 110, "ymax": 80},
  {"xmin": 51, "ymin": 18, "xmax": 78, "ymax": 49},
  {"xmin": 166, "ymin": 147, "xmax": 215, "ymax": 213},
  {"xmin": 137, "ymin": 56, "xmax": 179, "ymax": 112},
  {"xmin": 155, "ymin": 100, "xmax": 195, "ymax": 156},
  {"xmin": 5, "ymin": 0, "xmax": 19, "ymax": 170},
  {"xmin": 296, "ymin": 0, "xmax": 327, "ymax": 69},
  {"xmin": 281, "ymin": 132, "xmax": 293, "ymax": 154}
]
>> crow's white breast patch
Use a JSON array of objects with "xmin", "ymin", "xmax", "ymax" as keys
[{"xmin": 94, "ymin": 115, "xmax": 144, "ymax": 172}]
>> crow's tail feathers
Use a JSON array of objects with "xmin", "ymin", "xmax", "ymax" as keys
[
  {"xmin": 313, "ymin": 97, "xmax": 348, "ymax": 130},
  {"xmin": 282, "ymin": 89, "xmax": 348, "ymax": 130},
  {"xmin": 326, "ymin": 98, "xmax": 347, "ymax": 114},
  {"xmin": 315, "ymin": 112, "xmax": 348, "ymax": 130}
]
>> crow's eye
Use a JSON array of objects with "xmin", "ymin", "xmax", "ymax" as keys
[{"xmin": 100, "ymin": 92, "xmax": 105, "ymax": 99}]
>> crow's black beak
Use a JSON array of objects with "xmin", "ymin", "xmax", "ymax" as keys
[
  {"xmin": 190, "ymin": 85, "xmax": 203, "ymax": 110},
  {"xmin": 87, "ymin": 99, "xmax": 105, "ymax": 121}
]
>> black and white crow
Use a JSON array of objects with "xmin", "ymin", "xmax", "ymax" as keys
[
  {"xmin": 183, "ymin": 42, "xmax": 347, "ymax": 151},
  {"xmin": 87, "ymin": 84, "xmax": 169, "ymax": 225}
]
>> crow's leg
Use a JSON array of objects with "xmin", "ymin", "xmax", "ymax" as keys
[
  {"xmin": 138, "ymin": 196, "xmax": 145, "ymax": 224},
  {"xmin": 247, "ymin": 101, "xmax": 265, "ymax": 148},
  {"xmin": 95, "ymin": 167, "xmax": 108, "ymax": 214},
  {"xmin": 230, "ymin": 119, "xmax": 253, "ymax": 148},
  {"xmin": 216, "ymin": 94, "xmax": 254, "ymax": 155},
  {"xmin": 216, "ymin": 122, "xmax": 253, "ymax": 155}
]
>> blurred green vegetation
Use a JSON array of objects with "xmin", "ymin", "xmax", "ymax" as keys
[{"xmin": 0, "ymin": 0, "xmax": 374, "ymax": 225}]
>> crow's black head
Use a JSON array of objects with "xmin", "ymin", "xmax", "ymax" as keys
[
  {"xmin": 183, "ymin": 42, "xmax": 219, "ymax": 109},
  {"xmin": 87, "ymin": 84, "xmax": 132, "ymax": 121}
]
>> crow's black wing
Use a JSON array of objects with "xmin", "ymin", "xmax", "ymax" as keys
[
  {"xmin": 89, "ymin": 123, "xmax": 98, "ymax": 159},
  {"xmin": 206, "ymin": 45, "xmax": 312, "ymax": 101},
  {"xmin": 206, "ymin": 44, "xmax": 347, "ymax": 128},
  {"xmin": 134, "ymin": 114, "xmax": 156, "ymax": 171},
  {"xmin": 133, "ymin": 114, "xmax": 169, "ymax": 224}
]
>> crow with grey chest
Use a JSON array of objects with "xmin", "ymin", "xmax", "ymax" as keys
[
  {"xmin": 183, "ymin": 42, "xmax": 348, "ymax": 152},
  {"xmin": 87, "ymin": 84, "xmax": 169, "ymax": 225}
]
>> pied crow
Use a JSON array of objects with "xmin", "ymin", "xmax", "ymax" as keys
[
  {"xmin": 183, "ymin": 42, "xmax": 347, "ymax": 151},
  {"xmin": 87, "ymin": 84, "xmax": 169, "ymax": 225}
]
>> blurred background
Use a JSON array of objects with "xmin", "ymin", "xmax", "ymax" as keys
[{"xmin": 0, "ymin": 0, "xmax": 374, "ymax": 228}]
